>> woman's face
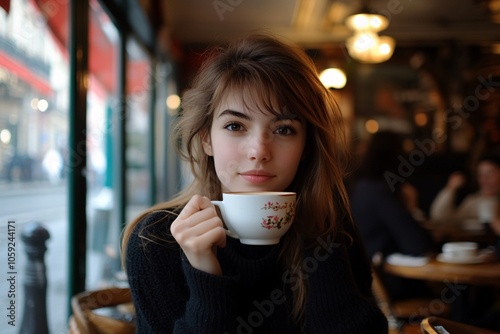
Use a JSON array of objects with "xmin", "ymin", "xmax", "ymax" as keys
[
  {"xmin": 203, "ymin": 91, "xmax": 307, "ymax": 193},
  {"xmin": 477, "ymin": 161, "xmax": 500, "ymax": 196}
]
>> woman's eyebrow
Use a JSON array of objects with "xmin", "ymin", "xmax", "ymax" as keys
[
  {"xmin": 217, "ymin": 109, "xmax": 298, "ymax": 122},
  {"xmin": 217, "ymin": 109, "xmax": 251, "ymax": 120}
]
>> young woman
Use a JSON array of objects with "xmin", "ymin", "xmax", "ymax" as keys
[{"xmin": 121, "ymin": 34, "xmax": 387, "ymax": 333}]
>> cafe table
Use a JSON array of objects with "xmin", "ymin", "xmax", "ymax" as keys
[
  {"xmin": 384, "ymin": 254, "xmax": 500, "ymax": 286},
  {"xmin": 383, "ymin": 252, "xmax": 500, "ymax": 322}
]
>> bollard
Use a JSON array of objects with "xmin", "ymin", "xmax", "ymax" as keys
[{"xmin": 19, "ymin": 222, "xmax": 50, "ymax": 334}]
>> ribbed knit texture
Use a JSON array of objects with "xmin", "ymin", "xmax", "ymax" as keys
[{"xmin": 126, "ymin": 210, "xmax": 388, "ymax": 333}]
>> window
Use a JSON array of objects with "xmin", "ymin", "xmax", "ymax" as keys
[
  {"xmin": 0, "ymin": 0, "xmax": 69, "ymax": 332},
  {"xmin": 86, "ymin": 0, "xmax": 120, "ymax": 289},
  {"xmin": 0, "ymin": 1, "xmax": 178, "ymax": 332}
]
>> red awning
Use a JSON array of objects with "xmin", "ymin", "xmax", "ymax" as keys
[
  {"xmin": 31, "ymin": 0, "xmax": 149, "ymax": 96},
  {"xmin": 0, "ymin": 0, "xmax": 10, "ymax": 14},
  {"xmin": 32, "ymin": 0, "xmax": 117, "ymax": 93},
  {"xmin": 0, "ymin": 50, "xmax": 52, "ymax": 96},
  {"xmin": 31, "ymin": 0, "xmax": 68, "ymax": 54}
]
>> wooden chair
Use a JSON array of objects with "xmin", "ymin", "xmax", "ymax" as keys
[
  {"xmin": 69, "ymin": 287, "xmax": 136, "ymax": 334},
  {"xmin": 421, "ymin": 316, "xmax": 500, "ymax": 334},
  {"xmin": 371, "ymin": 264, "xmax": 449, "ymax": 333}
]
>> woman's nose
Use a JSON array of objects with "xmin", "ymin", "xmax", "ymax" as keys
[{"xmin": 245, "ymin": 134, "xmax": 271, "ymax": 161}]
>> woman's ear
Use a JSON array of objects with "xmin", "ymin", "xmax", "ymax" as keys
[{"xmin": 202, "ymin": 132, "xmax": 213, "ymax": 156}]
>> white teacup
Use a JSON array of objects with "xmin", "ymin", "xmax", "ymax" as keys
[
  {"xmin": 211, "ymin": 191, "xmax": 296, "ymax": 245},
  {"xmin": 441, "ymin": 242, "xmax": 478, "ymax": 260}
]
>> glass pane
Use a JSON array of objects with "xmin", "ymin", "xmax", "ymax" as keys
[
  {"xmin": 126, "ymin": 37, "xmax": 151, "ymax": 222},
  {"xmin": 0, "ymin": 1, "xmax": 69, "ymax": 333},
  {"xmin": 155, "ymin": 62, "xmax": 182, "ymax": 202},
  {"xmin": 86, "ymin": 0, "xmax": 120, "ymax": 289}
]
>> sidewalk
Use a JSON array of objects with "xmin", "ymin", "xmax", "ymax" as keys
[{"xmin": 0, "ymin": 180, "xmax": 66, "ymax": 197}]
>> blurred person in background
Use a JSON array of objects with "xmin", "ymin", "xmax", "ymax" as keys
[
  {"xmin": 42, "ymin": 148, "xmax": 64, "ymax": 184},
  {"xmin": 349, "ymin": 130, "xmax": 434, "ymax": 301},
  {"xmin": 429, "ymin": 153, "xmax": 500, "ymax": 229},
  {"xmin": 430, "ymin": 153, "xmax": 500, "ymax": 331}
]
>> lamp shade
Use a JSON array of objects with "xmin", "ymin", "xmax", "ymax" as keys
[
  {"xmin": 344, "ymin": 7, "xmax": 395, "ymax": 64},
  {"xmin": 346, "ymin": 32, "xmax": 395, "ymax": 63},
  {"xmin": 345, "ymin": 13, "xmax": 389, "ymax": 32}
]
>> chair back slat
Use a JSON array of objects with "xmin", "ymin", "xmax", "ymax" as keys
[
  {"xmin": 421, "ymin": 316, "xmax": 500, "ymax": 334},
  {"xmin": 69, "ymin": 287, "xmax": 135, "ymax": 334}
]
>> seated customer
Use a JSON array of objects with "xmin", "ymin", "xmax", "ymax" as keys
[
  {"xmin": 349, "ymin": 130, "xmax": 434, "ymax": 300},
  {"xmin": 430, "ymin": 154, "xmax": 500, "ymax": 226}
]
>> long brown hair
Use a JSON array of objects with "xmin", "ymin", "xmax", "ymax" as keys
[{"xmin": 121, "ymin": 33, "xmax": 352, "ymax": 322}]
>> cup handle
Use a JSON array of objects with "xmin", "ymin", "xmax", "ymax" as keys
[{"xmin": 211, "ymin": 201, "xmax": 239, "ymax": 240}]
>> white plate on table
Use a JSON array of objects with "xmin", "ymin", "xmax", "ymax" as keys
[
  {"xmin": 436, "ymin": 253, "xmax": 486, "ymax": 264},
  {"xmin": 386, "ymin": 253, "xmax": 430, "ymax": 267}
]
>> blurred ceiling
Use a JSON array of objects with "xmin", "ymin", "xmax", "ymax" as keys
[
  {"xmin": 137, "ymin": 0, "xmax": 500, "ymax": 150},
  {"xmin": 157, "ymin": 0, "xmax": 500, "ymax": 49}
]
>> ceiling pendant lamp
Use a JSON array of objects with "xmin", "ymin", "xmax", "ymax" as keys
[
  {"xmin": 345, "ymin": 12, "xmax": 389, "ymax": 32},
  {"xmin": 346, "ymin": 32, "xmax": 395, "ymax": 63},
  {"xmin": 345, "ymin": 4, "xmax": 395, "ymax": 63}
]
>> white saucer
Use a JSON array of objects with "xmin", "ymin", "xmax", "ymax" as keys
[
  {"xmin": 386, "ymin": 253, "xmax": 430, "ymax": 267},
  {"xmin": 436, "ymin": 253, "xmax": 485, "ymax": 264}
]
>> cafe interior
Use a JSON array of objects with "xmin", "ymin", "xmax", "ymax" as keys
[
  {"xmin": 1, "ymin": 0, "xmax": 500, "ymax": 333},
  {"xmin": 163, "ymin": 0, "xmax": 500, "ymax": 211}
]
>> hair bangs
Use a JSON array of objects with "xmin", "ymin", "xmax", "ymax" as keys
[{"xmin": 211, "ymin": 63, "xmax": 293, "ymax": 118}]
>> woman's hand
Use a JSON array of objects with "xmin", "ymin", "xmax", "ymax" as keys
[{"xmin": 170, "ymin": 195, "xmax": 226, "ymax": 275}]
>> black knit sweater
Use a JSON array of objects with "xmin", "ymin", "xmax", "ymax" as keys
[{"xmin": 125, "ymin": 210, "xmax": 388, "ymax": 333}]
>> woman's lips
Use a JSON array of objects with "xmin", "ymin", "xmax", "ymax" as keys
[{"xmin": 239, "ymin": 170, "xmax": 275, "ymax": 184}]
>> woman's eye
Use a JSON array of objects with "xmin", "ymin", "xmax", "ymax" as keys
[
  {"xmin": 274, "ymin": 126, "xmax": 295, "ymax": 135},
  {"xmin": 223, "ymin": 122, "xmax": 243, "ymax": 131}
]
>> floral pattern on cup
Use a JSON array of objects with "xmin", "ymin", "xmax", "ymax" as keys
[{"xmin": 260, "ymin": 201, "xmax": 296, "ymax": 229}]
